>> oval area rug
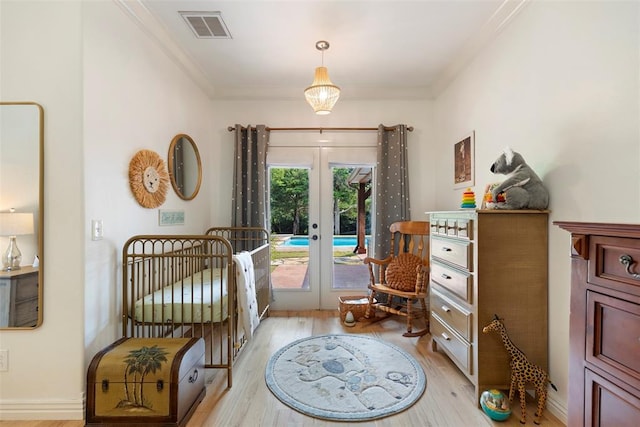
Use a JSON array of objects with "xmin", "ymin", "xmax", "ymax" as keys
[{"xmin": 264, "ymin": 334, "xmax": 426, "ymax": 421}]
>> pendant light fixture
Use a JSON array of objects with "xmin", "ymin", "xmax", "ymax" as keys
[{"xmin": 304, "ymin": 40, "xmax": 340, "ymax": 115}]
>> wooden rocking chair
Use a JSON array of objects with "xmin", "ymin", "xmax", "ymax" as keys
[{"xmin": 364, "ymin": 221, "xmax": 430, "ymax": 337}]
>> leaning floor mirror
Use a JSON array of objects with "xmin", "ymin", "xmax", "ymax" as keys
[{"xmin": 0, "ymin": 102, "xmax": 44, "ymax": 329}]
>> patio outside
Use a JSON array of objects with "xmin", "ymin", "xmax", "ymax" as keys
[
  {"xmin": 270, "ymin": 234, "xmax": 370, "ymax": 290},
  {"xmin": 269, "ymin": 166, "xmax": 372, "ymax": 291}
]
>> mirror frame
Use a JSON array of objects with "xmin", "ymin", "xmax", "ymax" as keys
[
  {"xmin": 0, "ymin": 101, "xmax": 44, "ymax": 329},
  {"xmin": 168, "ymin": 134, "xmax": 202, "ymax": 201}
]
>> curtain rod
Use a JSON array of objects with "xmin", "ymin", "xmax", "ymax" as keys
[{"xmin": 227, "ymin": 125, "xmax": 413, "ymax": 133}]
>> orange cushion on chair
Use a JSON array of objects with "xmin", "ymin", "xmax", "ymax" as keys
[{"xmin": 385, "ymin": 253, "xmax": 423, "ymax": 292}]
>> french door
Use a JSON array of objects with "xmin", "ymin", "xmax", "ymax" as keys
[{"xmin": 268, "ymin": 145, "xmax": 376, "ymax": 310}]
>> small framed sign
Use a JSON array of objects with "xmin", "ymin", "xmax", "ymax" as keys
[
  {"xmin": 158, "ymin": 209, "xmax": 185, "ymax": 226},
  {"xmin": 453, "ymin": 131, "xmax": 475, "ymax": 189}
]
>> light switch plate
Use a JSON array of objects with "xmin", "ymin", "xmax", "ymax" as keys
[{"xmin": 91, "ymin": 219, "xmax": 103, "ymax": 240}]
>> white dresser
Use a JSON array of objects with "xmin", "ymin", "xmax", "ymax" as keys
[{"xmin": 428, "ymin": 210, "xmax": 549, "ymax": 403}]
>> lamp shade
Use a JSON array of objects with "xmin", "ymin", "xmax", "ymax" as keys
[
  {"xmin": 304, "ymin": 66, "xmax": 341, "ymax": 115},
  {"xmin": 0, "ymin": 212, "xmax": 34, "ymax": 236}
]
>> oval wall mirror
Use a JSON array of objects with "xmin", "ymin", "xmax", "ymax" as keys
[
  {"xmin": 0, "ymin": 102, "xmax": 44, "ymax": 329},
  {"xmin": 168, "ymin": 134, "xmax": 202, "ymax": 200}
]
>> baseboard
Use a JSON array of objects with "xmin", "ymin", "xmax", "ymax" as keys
[
  {"xmin": 0, "ymin": 397, "xmax": 84, "ymax": 420},
  {"xmin": 545, "ymin": 394, "xmax": 568, "ymax": 425}
]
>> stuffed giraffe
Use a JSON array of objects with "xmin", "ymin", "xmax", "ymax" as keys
[{"xmin": 482, "ymin": 315, "xmax": 557, "ymax": 424}]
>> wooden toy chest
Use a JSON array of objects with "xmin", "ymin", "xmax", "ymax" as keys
[{"xmin": 86, "ymin": 337, "xmax": 205, "ymax": 426}]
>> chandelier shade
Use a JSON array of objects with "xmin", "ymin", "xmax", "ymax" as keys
[
  {"xmin": 305, "ymin": 66, "xmax": 340, "ymax": 115},
  {"xmin": 304, "ymin": 41, "xmax": 340, "ymax": 115}
]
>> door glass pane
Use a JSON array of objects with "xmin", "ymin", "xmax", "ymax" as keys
[
  {"xmin": 331, "ymin": 167, "xmax": 370, "ymax": 290},
  {"xmin": 270, "ymin": 167, "xmax": 310, "ymax": 290}
]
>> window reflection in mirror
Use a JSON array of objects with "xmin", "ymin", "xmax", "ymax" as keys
[
  {"xmin": 168, "ymin": 134, "xmax": 202, "ymax": 200},
  {"xmin": 0, "ymin": 102, "xmax": 44, "ymax": 329}
]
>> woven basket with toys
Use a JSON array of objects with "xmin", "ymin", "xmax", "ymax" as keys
[{"xmin": 338, "ymin": 296, "xmax": 375, "ymax": 322}]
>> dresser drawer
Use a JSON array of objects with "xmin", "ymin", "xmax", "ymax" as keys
[
  {"xmin": 430, "ymin": 222, "xmax": 439, "ymax": 235},
  {"xmin": 431, "ymin": 314, "xmax": 472, "ymax": 374},
  {"xmin": 430, "ymin": 261, "xmax": 472, "ymax": 303},
  {"xmin": 455, "ymin": 219, "xmax": 472, "ymax": 240},
  {"xmin": 446, "ymin": 219, "xmax": 458, "ymax": 236},
  {"xmin": 431, "ymin": 287, "xmax": 472, "ymax": 341},
  {"xmin": 586, "ymin": 290, "xmax": 640, "ymax": 390},
  {"xmin": 585, "ymin": 368, "xmax": 640, "ymax": 427},
  {"xmin": 443, "ymin": 218, "xmax": 473, "ymax": 240},
  {"xmin": 15, "ymin": 275, "xmax": 38, "ymax": 301},
  {"xmin": 589, "ymin": 236, "xmax": 640, "ymax": 294},
  {"xmin": 431, "ymin": 236, "xmax": 472, "ymax": 271},
  {"xmin": 14, "ymin": 298, "xmax": 38, "ymax": 326}
]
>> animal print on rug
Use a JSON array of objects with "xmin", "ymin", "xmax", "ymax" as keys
[{"xmin": 264, "ymin": 334, "xmax": 426, "ymax": 421}]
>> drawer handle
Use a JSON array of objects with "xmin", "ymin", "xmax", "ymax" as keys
[
  {"xmin": 619, "ymin": 254, "xmax": 640, "ymax": 279},
  {"xmin": 441, "ymin": 332, "xmax": 451, "ymax": 341},
  {"xmin": 441, "ymin": 273, "xmax": 451, "ymax": 280},
  {"xmin": 441, "ymin": 247, "xmax": 452, "ymax": 252},
  {"xmin": 189, "ymin": 369, "xmax": 199, "ymax": 383},
  {"xmin": 441, "ymin": 305, "xmax": 451, "ymax": 313}
]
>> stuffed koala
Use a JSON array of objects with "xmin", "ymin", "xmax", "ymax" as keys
[{"xmin": 489, "ymin": 148, "xmax": 549, "ymax": 210}]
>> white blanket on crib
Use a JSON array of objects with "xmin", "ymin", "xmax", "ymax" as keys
[{"xmin": 233, "ymin": 251, "xmax": 260, "ymax": 339}]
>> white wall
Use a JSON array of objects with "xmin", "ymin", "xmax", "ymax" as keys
[
  {"xmin": 433, "ymin": 1, "xmax": 639, "ymax": 421},
  {"xmin": 0, "ymin": 0, "xmax": 85, "ymax": 418},
  {"xmin": 0, "ymin": 0, "xmax": 216, "ymax": 419},
  {"xmin": 82, "ymin": 0, "xmax": 215, "ymax": 365}
]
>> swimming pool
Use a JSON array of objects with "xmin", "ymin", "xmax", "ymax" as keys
[{"xmin": 282, "ymin": 236, "xmax": 368, "ymax": 247}]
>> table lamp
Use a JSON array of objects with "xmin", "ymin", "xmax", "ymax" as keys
[{"xmin": 0, "ymin": 212, "xmax": 34, "ymax": 271}]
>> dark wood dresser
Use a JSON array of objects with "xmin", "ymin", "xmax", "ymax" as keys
[{"xmin": 555, "ymin": 222, "xmax": 640, "ymax": 426}]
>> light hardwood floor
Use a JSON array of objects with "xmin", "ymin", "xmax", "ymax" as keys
[{"xmin": 0, "ymin": 311, "xmax": 566, "ymax": 426}]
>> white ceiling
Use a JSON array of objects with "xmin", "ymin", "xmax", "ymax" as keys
[{"xmin": 122, "ymin": 0, "xmax": 526, "ymax": 100}]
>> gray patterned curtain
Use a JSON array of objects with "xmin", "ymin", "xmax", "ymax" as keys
[
  {"xmin": 373, "ymin": 124, "xmax": 411, "ymax": 260},
  {"xmin": 232, "ymin": 125, "xmax": 269, "ymax": 238}
]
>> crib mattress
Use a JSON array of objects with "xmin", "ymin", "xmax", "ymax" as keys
[{"xmin": 134, "ymin": 267, "xmax": 228, "ymax": 323}]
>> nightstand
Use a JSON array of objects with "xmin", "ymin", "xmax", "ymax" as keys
[{"xmin": 0, "ymin": 266, "xmax": 39, "ymax": 327}]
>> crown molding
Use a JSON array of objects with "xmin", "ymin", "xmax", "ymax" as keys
[
  {"xmin": 430, "ymin": 0, "xmax": 530, "ymax": 98},
  {"xmin": 112, "ymin": 0, "xmax": 217, "ymax": 99}
]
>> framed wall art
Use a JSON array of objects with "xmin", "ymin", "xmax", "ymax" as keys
[
  {"xmin": 159, "ymin": 209, "xmax": 185, "ymax": 226},
  {"xmin": 453, "ymin": 131, "xmax": 475, "ymax": 189}
]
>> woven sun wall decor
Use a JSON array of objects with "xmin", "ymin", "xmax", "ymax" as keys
[{"xmin": 128, "ymin": 149, "xmax": 169, "ymax": 208}]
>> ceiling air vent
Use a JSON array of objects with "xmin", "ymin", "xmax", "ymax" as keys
[{"xmin": 180, "ymin": 11, "xmax": 231, "ymax": 39}]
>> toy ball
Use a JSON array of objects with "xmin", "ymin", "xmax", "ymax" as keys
[{"xmin": 480, "ymin": 389, "xmax": 511, "ymax": 421}]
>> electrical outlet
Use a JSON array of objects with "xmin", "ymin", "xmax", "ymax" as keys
[
  {"xmin": 91, "ymin": 219, "xmax": 103, "ymax": 241},
  {"xmin": 0, "ymin": 349, "xmax": 8, "ymax": 371}
]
